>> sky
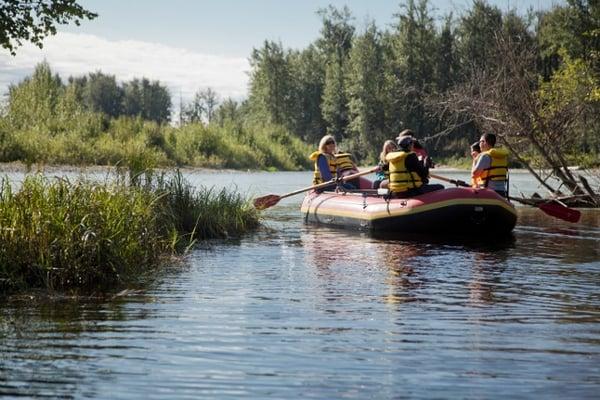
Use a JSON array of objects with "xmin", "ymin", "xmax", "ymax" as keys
[{"xmin": 0, "ymin": 0, "xmax": 564, "ymax": 103}]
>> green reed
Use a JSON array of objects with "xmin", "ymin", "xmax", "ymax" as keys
[
  {"xmin": 156, "ymin": 171, "xmax": 260, "ymax": 244},
  {"xmin": 0, "ymin": 171, "xmax": 260, "ymax": 293}
]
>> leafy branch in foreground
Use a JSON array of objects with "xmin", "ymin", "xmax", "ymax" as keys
[{"xmin": 0, "ymin": 0, "xmax": 97, "ymax": 55}]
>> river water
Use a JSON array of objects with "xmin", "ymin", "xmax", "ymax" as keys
[{"xmin": 1, "ymin": 170, "xmax": 599, "ymax": 399}]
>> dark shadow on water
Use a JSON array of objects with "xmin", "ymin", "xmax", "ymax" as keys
[{"xmin": 359, "ymin": 228, "xmax": 515, "ymax": 251}]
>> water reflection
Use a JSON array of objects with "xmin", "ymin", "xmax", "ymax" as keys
[
  {"xmin": 299, "ymin": 226, "xmax": 519, "ymax": 309},
  {"xmin": 516, "ymin": 208, "xmax": 600, "ymax": 264}
]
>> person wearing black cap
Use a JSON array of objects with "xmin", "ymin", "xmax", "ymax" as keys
[
  {"xmin": 396, "ymin": 129, "xmax": 434, "ymax": 169},
  {"xmin": 385, "ymin": 136, "xmax": 444, "ymax": 197}
]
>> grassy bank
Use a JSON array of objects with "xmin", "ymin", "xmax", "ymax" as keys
[
  {"xmin": 0, "ymin": 170, "xmax": 259, "ymax": 294},
  {"xmin": 0, "ymin": 112, "xmax": 313, "ymax": 171}
]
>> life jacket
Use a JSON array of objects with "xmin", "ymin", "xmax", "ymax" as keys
[
  {"xmin": 385, "ymin": 151, "xmax": 423, "ymax": 193},
  {"xmin": 334, "ymin": 153, "xmax": 355, "ymax": 174},
  {"xmin": 475, "ymin": 147, "xmax": 508, "ymax": 189},
  {"xmin": 310, "ymin": 151, "xmax": 337, "ymax": 185}
]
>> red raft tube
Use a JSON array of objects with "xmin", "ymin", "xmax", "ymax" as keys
[{"xmin": 300, "ymin": 187, "xmax": 517, "ymax": 235}]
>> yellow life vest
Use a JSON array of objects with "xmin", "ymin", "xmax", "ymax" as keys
[
  {"xmin": 476, "ymin": 147, "xmax": 508, "ymax": 188},
  {"xmin": 310, "ymin": 151, "xmax": 337, "ymax": 185},
  {"xmin": 334, "ymin": 153, "xmax": 355, "ymax": 173},
  {"xmin": 385, "ymin": 151, "xmax": 423, "ymax": 193}
]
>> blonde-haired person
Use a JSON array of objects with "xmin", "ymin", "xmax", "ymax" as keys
[
  {"xmin": 310, "ymin": 135, "xmax": 336, "ymax": 185},
  {"xmin": 372, "ymin": 140, "xmax": 397, "ymax": 189},
  {"xmin": 309, "ymin": 135, "xmax": 357, "ymax": 190}
]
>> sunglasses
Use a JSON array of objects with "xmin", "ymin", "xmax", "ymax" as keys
[{"xmin": 325, "ymin": 140, "xmax": 335, "ymax": 145}]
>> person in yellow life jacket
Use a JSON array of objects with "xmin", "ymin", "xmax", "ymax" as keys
[
  {"xmin": 396, "ymin": 129, "xmax": 435, "ymax": 169},
  {"xmin": 333, "ymin": 151, "xmax": 362, "ymax": 189},
  {"xmin": 385, "ymin": 136, "xmax": 444, "ymax": 198},
  {"xmin": 471, "ymin": 133, "xmax": 509, "ymax": 197},
  {"xmin": 309, "ymin": 135, "xmax": 357, "ymax": 191}
]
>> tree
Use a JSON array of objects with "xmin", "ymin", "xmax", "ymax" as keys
[
  {"xmin": 316, "ymin": 5, "xmax": 355, "ymax": 62},
  {"xmin": 345, "ymin": 22, "xmax": 385, "ymax": 161},
  {"xmin": 68, "ymin": 72, "xmax": 122, "ymax": 117},
  {"xmin": 122, "ymin": 78, "xmax": 171, "ymax": 124},
  {"xmin": 455, "ymin": 0, "xmax": 503, "ymax": 76},
  {"xmin": 182, "ymin": 87, "xmax": 220, "ymax": 124},
  {"xmin": 317, "ymin": 5, "xmax": 355, "ymax": 140},
  {"xmin": 438, "ymin": 34, "xmax": 599, "ymax": 202},
  {"xmin": 200, "ymin": 87, "xmax": 219, "ymax": 123},
  {"xmin": 247, "ymin": 40, "xmax": 294, "ymax": 127},
  {"xmin": 537, "ymin": 1, "xmax": 600, "ymax": 77},
  {"xmin": 7, "ymin": 61, "xmax": 64, "ymax": 129},
  {"xmin": 435, "ymin": 14, "xmax": 457, "ymax": 92},
  {"xmin": 385, "ymin": 0, "xmax": 438, "ymax": 135},
  {"xmin": 1, "ymin": 0, "xmax": 97, "ymax": 55},
  {"xmin": 287, "ymin": 45, "xmax": 326, "ymax": 143},
  {"xmin": 321, "ymin": 60, "xmax": 348, "ymax": 139},
  {"xmin": 214, "ymin": 98, "xmax": 241, "ymax": 126}
]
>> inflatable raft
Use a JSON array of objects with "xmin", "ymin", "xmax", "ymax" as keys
[{"xmin": 300, "ymin": 187, "xmax": 517, "ymax": 235}]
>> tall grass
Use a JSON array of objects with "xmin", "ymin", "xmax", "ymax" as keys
[{"xmin": 0, "ymin": 171, "xmax": 260, "ymax": 293}]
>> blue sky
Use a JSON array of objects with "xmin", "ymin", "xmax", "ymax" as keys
[{"xmin": 1, "ymin": 0, "xmax": 564, "ymax": 102}]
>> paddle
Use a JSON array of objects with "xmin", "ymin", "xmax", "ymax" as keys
[
  {"xmin": 253, "ymin": 166, "xmax": 379, "ymax": 210},
  {"xmin": 429, "ymin": 173, "xmax": 470, "ymax": 188},
  {"xmin": 429, "ymin": 173, "xmax": 581, "ymax": 223}
]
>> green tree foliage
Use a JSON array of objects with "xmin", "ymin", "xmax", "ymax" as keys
[
  {"xmin": 321, "ymin": 57, "xmax": 349, "ymax": 139},
  {"xmin": 435, "ymin": 15, "xmax": 457, "ymax": 92},
  {"xmin": 287, "ymin": 45, "xmax": 326, "ymax": 143},
  {"xmin": 121, "ymin": 78, "xmax": 171, "ymax": 124},
  {"xmin": 456, "ymin": 0, "xmax": 503, "ymax": 76},
  {"xmin": 317, "ymin": 6, "xmax": 354, "ymax": 140},
  {"xmin": 0, "ymin": 62, "xmax": 311, "ymax": 170},
  {"xmin": 538, "ymin": 0, "xmax": 600, "ymax": 76},
  {"xmin": 386, "ymin": 0, "xmax": 438, "ymax": 135},
  {"xmin": 7, "ymin": 61, "xmax": 69, "ymax": 130},
  {"xmin": 69, "ymin": 72, "xmax": 122, "ymax": 118},
  {"xmin": 316, "ymin": 5, "xmax": 355, "ymax": 62},
  {"xmin": 181, "ymin": 87, "xmax": 220, "ymax": 124},
  {"xmin": 346, "ymin": 22, "xmax": 385, "ymax": 161},
  {"xmin": 214, "ymin": 98, "xmax": 243, "ymax": 127},
  {"xmin": 248, "ymin": 41, "xmax": 294, "ymax": 128},
  {"xmin": 0, "ymin": 0, "xmax": 97, "ymax": 55},
  {"xmin": 3, "ymin": 1, "xmax": 598, "ymax": 171}
]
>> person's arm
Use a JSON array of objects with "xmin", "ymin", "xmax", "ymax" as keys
[
  {"xmin": 471, "ymin": 154, "xmax": 491, "ymax": 181},
  {"xmin": 318, "ymin": 155, "xmax": 333, "ymax": 181}
]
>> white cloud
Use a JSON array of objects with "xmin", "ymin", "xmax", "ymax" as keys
[{"xmin": 0, "ymin": 32, "xmax": 250, "ymax": 102}]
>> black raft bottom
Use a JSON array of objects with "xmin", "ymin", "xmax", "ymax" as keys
[{"xmin": 305, "ymin": 203, "xmax": 517, "ymax": 236}]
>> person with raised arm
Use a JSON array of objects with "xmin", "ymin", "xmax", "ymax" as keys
[{"xmin": 471, "ymin": 133, "xmax": 509, "ymax": 197}]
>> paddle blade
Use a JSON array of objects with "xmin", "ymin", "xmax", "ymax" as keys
[
  {"xmin": 539, "ymin": 202, "xmax": 581, "ymax": 223},
  {"xmin": 253, "ymin": 194, "xmax": 281, "ymax": 210}
]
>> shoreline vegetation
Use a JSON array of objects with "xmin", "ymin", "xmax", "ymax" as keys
[{"xmin": 0, "ymin": 169, "xmax": 260, "ymax": 295}]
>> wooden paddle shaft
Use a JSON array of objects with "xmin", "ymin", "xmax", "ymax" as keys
[
  {"xmin": 429, "ymin": 173, "xmax": 470, "ymax": 187},
  {"xmin": 278, "ymin": 167, "xmax": 378, "ymax": 200}
]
